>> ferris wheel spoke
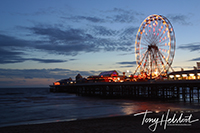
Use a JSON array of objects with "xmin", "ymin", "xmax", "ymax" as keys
[
  {"xmin": 158, "ymin": 32, "xmax": 169, "ymax": 43},
  {"xmin": 150, "ymin": 50, "xmax": 159, "ymax": 72},
  {"xmin": 156, "ymin": 25, "xmax": 168, "ymax": 37},
  {"xmin": 140, "ymin": 40, "xmax": 150, "ymax": 46},
  {"xmin": 157, "ymin": 40, "xmax": 170, "ymax": 47},
  {"xmin": 159, "ymin": 49, "xmax": 168, "ymax": 56},
  {"xmin": 142, "ymin": 34, "xmax": 152, "ymax": 44},
  {"xmin": 157, "ymin": 53, "xmax": 167, "ymax": 72},
  {"xmin": 141, "ymin": 33, "xmax": 148, "ymax": 43},
  {"xmin": 133, "ymin": 50, "xmax": 149, "ymax": 75},
  {"xmin": 143, "ymin": 52, "xmax": 150, "ymax": 68},
  {"xmin": 158, "ymin": 50, "xmax": 170, "ymax": 65},
  {"xmin": 140, "ymin": 47, "xmax": 148, "ymax": 52},
  {"xmin": 158, "ymin": 42, "xmax": 170, "ymax": 47},
  {"xmin": 140, "ymin": 43, "xmax": 149, "ymax": 47},
  {"xmin": 159, "ymin": 51, "xmax": 169, "ymax": 58}
]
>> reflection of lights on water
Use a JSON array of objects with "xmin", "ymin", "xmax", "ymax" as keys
[
  {"xmin": 121, "ymin": 106, "xmax": 137, "ymax": 115},
  {"xmin": 120, "ymin": 103, "xmax": 139, "ymax": 115},
  {"xmin": 155, "ymin": 110, "xmax": 160, "ymax": 113},
  {"xmin": 120, "ymin": 101, "xmax": 200, "ymax": 116}
]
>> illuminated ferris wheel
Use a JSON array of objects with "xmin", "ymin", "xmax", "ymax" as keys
[{"xmin": 134, "ymin": 14, "xmax": 176, "ymax": 78}]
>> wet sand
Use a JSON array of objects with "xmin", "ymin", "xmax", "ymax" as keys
[{"xmin": 0, "ymin": 111, "xmax": 200, "ymax": 133}]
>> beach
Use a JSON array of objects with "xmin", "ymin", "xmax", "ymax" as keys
[{"xmin": 0, "ymin": 111, "xmax": 200, "ymax": 133}]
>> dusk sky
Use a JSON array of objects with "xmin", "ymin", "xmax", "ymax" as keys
[{"xmin": 0, "ymin": 0, "xmax": 200, "ymax": 87}]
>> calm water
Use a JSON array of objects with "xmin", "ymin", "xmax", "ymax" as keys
[{"xmin": 0, "ymin": 87, "xmax": 200, "ymax": 127}]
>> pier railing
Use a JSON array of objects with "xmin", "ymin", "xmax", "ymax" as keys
[{"xmin": 50, "ymin": 80, "xmax": 200, "ymax": 102}]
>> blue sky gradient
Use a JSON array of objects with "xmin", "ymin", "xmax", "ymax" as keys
[{"xmin": 0, "ymin": 0, "xmax": 200, "ymax": 87}]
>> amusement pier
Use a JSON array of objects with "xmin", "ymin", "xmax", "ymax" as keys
[{"xmin": 49, "ymin": 14, "xmax": 200, "ymax": 103}]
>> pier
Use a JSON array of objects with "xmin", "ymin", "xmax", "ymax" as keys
[{"xmin": 50, "ymin": 80, "xmax": 200, "ymax": 103}]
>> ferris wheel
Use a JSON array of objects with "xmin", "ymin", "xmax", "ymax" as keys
[{"xmin": 134, "ymin": 14, "xmax": 176, "ymax": 78}]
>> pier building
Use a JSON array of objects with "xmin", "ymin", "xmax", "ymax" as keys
[
  {"xmin": 168, "ymin": 69, "xmax": 200, "ymax": 80},
  {"xmin": 87, "ymin": 70, "xmax": 125, "ymax": 83}
]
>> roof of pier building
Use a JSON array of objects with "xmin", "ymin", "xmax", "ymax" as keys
[
  {"xmin": 168, "ymin": 69, "xmax": 200, "ymax": 75},
  {"xmin": 99, "ymin": 70, "xmax": 118, "ymax": 77}
]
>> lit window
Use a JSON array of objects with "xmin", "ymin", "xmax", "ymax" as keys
[
  {"xmin": 169, "ymin": 75, "xmax": 174, "ymax": 78},
  {"xmin": 175, "ymin": 75, "xmax": 180, "ymax": 77},
  {"xmin": 189, "ymin": 73, "xmax": 194, "ymax": 76},
  {"xmin": 182, "ymin": 74, "xmax": 187, "ymax": 77}
]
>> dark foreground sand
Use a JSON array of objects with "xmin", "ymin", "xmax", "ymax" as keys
[{"xmin": 0, "ymin": 111, "xmax": 200, "ymax": 133}]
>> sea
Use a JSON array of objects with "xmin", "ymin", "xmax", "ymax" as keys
[{"xmin": 0, "ymin": 87, "xmax": 200, "ymax": 127}]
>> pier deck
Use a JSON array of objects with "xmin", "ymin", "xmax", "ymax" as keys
[{"xmin": 50, "ymin": 80, "xmax": 200, "ymax": 102}]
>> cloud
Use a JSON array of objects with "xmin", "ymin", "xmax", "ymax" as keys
[
  {"xmin": 120, "ymin": 27, "xmax": 138, "ymax": 36},
  {"xmin": 0, "ymin": 68, "xmax": 125, "ymax": 87},
  {"xmin": 178, "ymin": 42, "xmax": 200, "ymax": 52},
  {"xmin": 116, "ymin": 61, "xmax": 136, "ymax": 68},
  {"xmin": 104, "ymin": 8, "xmax": 144, "ymax": 23},
  {"xmin": 172, "ymin": 66, "xmax": 193, "ymax": 69},
  {"xmin": 0, "ymin": 68, "xmax": 100, "ymax": 80},
  {"xmin": 117, "ymin": 61, "xmax": 136, "ymax": 65},
  {"xmin": 62, "ymin": 15, "xmax": 105, "ymax": 23},
  {"xmin": 28, "ymin": 58, "xmax": 67, "ymax": 63},
  {"xmin": 189, "ymin": 57, "xmax": 200, "ymax": 61},
  {"xmin": 27, "ymin": 24, "xmax": 136, "ymax": 52},
  {"xmin": 109, "ymin": 8, "xmax": 143, "ymax": 16},
  {"xmin": 7, "ymin": 6, "xmax": 62, "ymax": 16},
  {"xmin": 0, "ymin": 8, "xmax": 141, "ymax": 64},
  {"xmin": 111, "ymin": 13, "xmax": 137, "ymax": 23},
  {"xmin": 167, "ymin": 14, "xmax": 192, "ymax": 25},
  {"xmin": 0, "ymin": 31, "xmax": 95, "ymax": 62},
  {"xmin": 28, "ymin": 25, "xmax": 91, "ymax": 42},
  {"xmin": 0, "ymin": 47, "xmax": 25, "ymax": 64},
  {"xmin": 120, "ymin": 65, "xmax": 135, "ymax": 68},
  {"xmin": 26, "ymin": 25, "xmax": 116, "ymax": 54},
  {"xmin": 91, "ymin": 26, "xmax": 117, "ymax": 36},
  {"xmin": 0, "ymin": 21, "xmax": 137, "ymax": 64},
  {"xmin": 0, "ymin": 34, "xmax": 30, "ymax": 47},
  {"xmin": 62, "ymin": 8, "xmax": 143, "ymax": 24},
  {"xmin": 0, "ymin": 41, "xmax": 68, "ymax": 64}
]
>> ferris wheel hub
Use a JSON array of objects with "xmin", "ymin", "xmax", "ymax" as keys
[{"xmin": 148, "ymin": 45, "xmax": 158, "ymax": 50}]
